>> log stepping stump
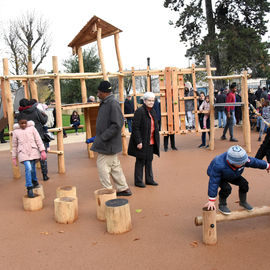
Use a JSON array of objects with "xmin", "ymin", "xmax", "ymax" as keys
[
  {"xmin": 56, "ymin": 186, "xmax": 78, "ymax": 218},
  {"xmin": 94, "ymin": 188, "xmax": 116, "ymax": 221},
  {"xmin": 54, "ymin": 197, "xmax": 77, "ymax": 224},
  {"xmin": 105, "ymin": 198, "xmax": 132, "ymax": 234},
  {"xmin": 56, "ymin": 185, "xmax": 76, "ymax": 198},
  {"xmin": 33, "ymin": 184, "xmax": 45, "ymax": 199},
  {"xmin": 22, "ymin": 194, "xmax": 43, "ymax": 211}
]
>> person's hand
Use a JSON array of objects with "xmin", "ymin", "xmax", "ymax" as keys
[
  {"xmin": 267, "ymin": 163, "xmax": 270, "ymax": 173},
  {"xmin": 40, "ymin": 151, "xmax": 47, "ymax": 160},
  {"xmin": 137, "ymin": 143, "xmax": 142, "ymax": 149},
  {"xmin": 204, "ymin": 201, "xmax": 216, "ymax": 211},
  {"xmin": 227, "ymin": 112, "xmax": 231, "ymax": 118},
  {"xmin": 12, "ymin": 158, "xmax": 17, "ymax": 167}
]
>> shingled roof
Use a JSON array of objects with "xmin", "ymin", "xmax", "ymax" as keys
[{"xmin": 68, "ymin": 16, "xmax": 122, "ymax": 53}]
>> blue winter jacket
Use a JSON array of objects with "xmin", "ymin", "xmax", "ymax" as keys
[{"xmin": 207, "ymin": 152, "xmax": 268, "ymax": 198}]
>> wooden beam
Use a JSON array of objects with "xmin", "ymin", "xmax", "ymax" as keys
[
  {"xmin": 48, "ymin": 150, "xmax": 64, "ymax": 155},
  {"xmin": 3, "ymin": 58, "xmax": 21, "ymax": 179},
  {"xmin": 206, "ymin": 55, "xmax": 215, "ymax": 151},
  {"xmin": 27, "ymin": 61, "xmax": 38, "ymax": 100},
  {"xmin": 52, "ymin": 56, "xmax": 65, "ymax": 173},
  {"xmin": 195, "ymin": 206, "xmax": 270, "ymax": 226},
  {"xmin": 131, "ymin": 67, "xmax": 137, "ymax": 110},
  {"xmin": 206, "ymin": 75, "xmax": 243, "ymax": 80},
  {"xmin": 97, "ymin": 27, "xmax": 108, "ymax": 80}
]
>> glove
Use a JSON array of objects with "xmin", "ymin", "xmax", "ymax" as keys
[
  {"xmin": 86, "ymin": 136, "xmax": 96, "ymax": 144},
  {"xmin": 12, "ymin": 158, "xmax": 17, "ymax": 167},
  {"xmin": 40, "ymin": 151, "xmax": 47, "ymax": 160}
]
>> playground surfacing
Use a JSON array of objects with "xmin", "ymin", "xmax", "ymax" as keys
[{"xmin": 1, "ymin": 127, "xmax": 270, "ymax": 270}]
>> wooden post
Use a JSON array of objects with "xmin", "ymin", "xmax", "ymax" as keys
[
  {"xmin": 191, "ymin": 64, "xmax": 199, "ymax": 132},
  {"xmin": 1, "ymin": 79, "xmax": 7, "ymax": 118},
  {"xmin": 242, "ymin": 71, "xmax": 251, "ymax": 153},
  {"xmin": 27, "ymin": 61, "xmax": 38, "ymax": 100},
  {"xmin": 147, "ymin": 65, "xmax": 151, "ymax": 92},
  {"xmin": 54, "ymin": 197, "xmax": 77, "ymax": 224},
  {"xmin": 131, "ymin": 67, "xmax": 137, "ymax": 110},
  {"xmin": 159, "ymin": 72, "xmax": 168, "ymax": 133},
  {"xmin": 97, "ymin": 27, "xmax": 108, "ymax": 80},
  {"xmin": 105, "ymin": 198, "xmax": 132, "ymax": 234},
  {"xmin": 206, "ymin": 55, "xmax": 215, "ymax": 150},
  {"xmin": 178, "ymin": 73, "xmax": 186, "ymax": 131},
  {"xmin": 22, "ymin": 195, "xmax": 43, "ymax": 211},
  {"xmin": 52, "ymin": 56, "xmax": 65, "ymax": 173},
  {"xmin": 22, "ymin": 80, "xmax": 29, "ymax": 99},
  {"xmin": 172, "ymin": 68, "xmax": 180, "ymax": 133},
  {"xmin": 56, "ymin": 185, "xmax": 77, "ymax": 198},
  {"xmin": 165, "ymin": 68, "xmax": 173, "ymax": 134},
  {"xmin": 94, "ymin": 188, "xmax": 117, "ymax": 221},
  {"xmin": 202, "ymin": 207, "xmax": 217, "ymax": 245},
  {"xmin": 78, "ymin": 47, "xmax": 93, "ymax": 158},
  {"xmin": 3, "ymin": 58, "xmax": 21, "ymax": 179},
  {"xmin": 114, "ymin": 33, "xmax": 127, "ymax": 155}
]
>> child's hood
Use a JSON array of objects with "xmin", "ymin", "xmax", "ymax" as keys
[{"xmin": 13, "ymin": 120, "xmax": 35, "ymax": 130}]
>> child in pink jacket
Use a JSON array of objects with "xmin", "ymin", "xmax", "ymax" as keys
[
  {"xmin": 199, "ymin": 95, "xmax": 210, "ymax": 129},
  {"xmin": 12, "ymin": 115, "xmax": 47, "ymax": 198}
]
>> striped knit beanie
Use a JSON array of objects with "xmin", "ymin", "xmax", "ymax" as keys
[{"xmin": 226, "ymin": 145, "xmax": 248, "ymax": 166}]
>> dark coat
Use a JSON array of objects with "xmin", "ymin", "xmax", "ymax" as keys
[
  {"xmin": 215, "ymin": 92, "xmax": 227, "ymax": 111},
  {"xmin": 124, "ymin": 98, "xmax": 134, "ymax": 118},
  {"xmin": 70, "ymin": 114, "xmax": 80, "ymax": 124},
  {"xmin": 18, "ymin": 105, "xmax": 48, "ymax": 141},
  {"xmin": 128, "ymin": 104, "xmax": 160, "ymax": 160},
  {"xmin": 91, "ymin": 94, "xmax": 124, "ymax": 155}
]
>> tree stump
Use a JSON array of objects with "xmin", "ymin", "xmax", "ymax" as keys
[
  {"xmin": 94, "ymin": 188, "xmax": 116, "ymax": 221},
  {"xmin": 56, "ymin": 185, "xmax": 76, "ymax": 198},
  {"xmin": 105, "ymin": 198, "xmax": 132, "ymax": 234},
  {"xmin": 22, "ymin": 194, "xmax": 43, "ymax": 211},
  {"xmin": 33, "ymin": 184, "xmax": 45, "ymax": 199},
  {"xmin": 54, "ymin": 197, "xmax": 77, "ymax": 224},
  {"xmin": 202, "ymin": 207, "xmax": 217, "ymax": 245}
]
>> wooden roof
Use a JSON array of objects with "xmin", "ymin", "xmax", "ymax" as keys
[{"xmin": 68, "ymin": 16, "xmax": 122, "ymax": 53}]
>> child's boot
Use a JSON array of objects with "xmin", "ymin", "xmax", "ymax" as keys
[
  {"xmin": 32, "ymin": 180, "xmax": 40, "ymax": 188},
  {"xmin": 218, "ymin": 197, "xmax": 231, "ymax": 215},
  {"xmin": 43, "ymin": 174, "xmax": 50, "ymax": 181},
  {"xmin": 239, "ymin": 191, "xmax": 253, "ymax": 211},
  {"xmin": 27, "ymin": 187, "xmax": 35, "ymax": 198}
]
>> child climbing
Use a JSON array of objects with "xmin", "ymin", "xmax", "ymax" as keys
[
  {"xmin": 205, "ymin": 145, "xmax": 269, "ymax": 215},
  {"xmin": 12, "ymin": 115, "xmax": 47, "ymax": 198},
  {"xmin": 199, "ymin": 95, "xmax": 210, "ymax": 129}
]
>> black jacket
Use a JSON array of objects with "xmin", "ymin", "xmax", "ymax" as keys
[
  {"xmin": 124, "ymin": 99, "xmax": 134, "ymax": 116},
  {"xmin": 215, "ymin": 92, "xmax": 226, "ymax": 111},
  {"xmin": 128, "ymin": 104, "xmax": 160, "ymax": 160},
  {"xmin": 91, "ymin": 95, "xmax": 124, "ymax": 155},
  {"xmin": 18, "ymin": 105, "xmax": 48, "ymax": 141}
]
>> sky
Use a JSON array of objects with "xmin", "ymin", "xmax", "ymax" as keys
[{"xmin": 0, "ymin": 0, "xmax": 189, "ymax": 74}]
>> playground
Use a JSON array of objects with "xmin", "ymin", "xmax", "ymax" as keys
[{"xmin": 1, "ymin": 127, "xmax": 270, "ymax": 270}]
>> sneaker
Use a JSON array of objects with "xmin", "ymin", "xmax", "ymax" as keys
[
  {"xmin": 239, "ymin": 201, "xmax": 253, "ymax": 211},
  {"xmin": 116, "ymin": 188, "xmax": 132, "ymax": 196},
  {"xmin": 221, "ymin": 135, "xmax": 226, "ymax": 140},
  {"xmin": 146, "ymin": 181, "xmax": 158, "ymax": 186},
  {"xmin": 198, "ymin": 144, "xmax": 205, "ymax": 148},
  {"xmin": 230, "ymin": 137, "xmax": 238, "ymax": 142},
  {"xmin": 218, "ymin": 204, "xmax": 231, "ymax": 215},
  {"xmin": 172, "ymin": 147, "xmax": 178, "ymax": 151},
  {"xmin": 205, "ymin": 144, "xmax": 209, "ymax": 148},
  {"xmin": 32, "ymin": 180, "xmax": 40, "ymax": 188},
  {"xmin": 258, "ymin": 137, "xmax": 261, "ymax": 142},
  {"xmin": 164, "ymin": 148, "xmax": 168, "ymax": 152},
  {"xmin": 135, "ymin": 182, "xmax": 146, "ymax": 188},
  {"xmin": 27, "ymin": 187, "xmax": 35, "ymax": 198}
]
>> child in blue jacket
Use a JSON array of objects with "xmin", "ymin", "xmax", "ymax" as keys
[{"xmin": 205, "ymin": 145, "xmax": 269, "ymax": 215}]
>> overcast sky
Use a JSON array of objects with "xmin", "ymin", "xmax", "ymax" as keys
[{"xmin": 0, "ymin": 0, "xmax": 189, "ymax": 73}]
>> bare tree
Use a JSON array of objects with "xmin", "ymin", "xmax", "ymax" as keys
[{"xmin": 3, "ymin": 11, "xmax": 51, "ymax": 76}]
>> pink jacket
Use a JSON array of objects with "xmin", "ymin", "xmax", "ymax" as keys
[
  {"xmin": 12, "ymin": 121, "xmax": 45, "ymax": 163},
  {"xmin": 199, "ymin": 100, "xmax": 210, "ymax": 112}
]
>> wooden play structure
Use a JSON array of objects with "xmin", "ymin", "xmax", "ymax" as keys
[
  {"xmin": 195, "ymin": 207, "xmax": 270, "ymax": 245},
  {"xmin": 0, "ymin": 16, "xmax": 251, "ymax": 179}
]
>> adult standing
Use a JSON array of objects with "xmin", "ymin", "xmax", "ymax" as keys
[
  {"xmin": 124, "ymin": 94, "xmax": 134, "ymax": 133},
  {"xmin": 235, "ymin": 91, "xmax": 242, "ymax": 125},
  {"xmin": 128, "ymin": 92, "xmax": 160, "ymax": 188},
  {"xmin": 215, "ymin": 88, "xmax": 227, "ymax": 128},
  {"xmin": 184, "ymin": 86, "xmax": 195, "ymax": 129},
  {"xmin": 18, "ymin": 98, "xmax": 50, "ymax": 180},
  {"xmin": 221, "ymin": 83, "xmax": 238, "ymax": 142},
  {"xmin": 91, "ymin": 81, "xmax": 132, "ymax": 196}
]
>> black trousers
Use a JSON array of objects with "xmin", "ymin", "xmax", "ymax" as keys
[
  {"xmin": 164, "ymin": 134, "xmax": 175, "ymax": 149},
  {"xmin": 134, "ymin": 146, "xmax": 154, "ymax": 184},
  {"xmin": 219, "ymin": 176, "xmax": 249, "ymax": 199},
  {"xmin": 255, "ymin": 145, "xmax": 270, "ymax": 163},
  {"xmin": 40, "ymin": 141, "xmax": 48, "ymax": 175}
]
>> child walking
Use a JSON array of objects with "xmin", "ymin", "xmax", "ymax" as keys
[
  {"xmin": 12, "ymin": 115, "xmax": 47, "ymax": 198},
  {"xmin": 258, "ymin": 100, "xmax": 270, "ymax": 141},
  {"xmin": 199, "ymin": 95, "xmax": 210, "ymax": 129}
]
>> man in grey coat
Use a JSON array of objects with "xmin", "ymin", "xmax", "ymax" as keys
[{"xmin": 91, "ymin": 81, "xmax": 132, "ymax": 196}]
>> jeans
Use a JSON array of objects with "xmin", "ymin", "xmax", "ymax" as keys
[
  {"xmin": 185, "ymin": 111, "xmax": 195, "ymax": 128},
  {"xmin": 200, "ymin": 116, "xmax": 210, "ymax": 146},
  {"xmin": 218, "ymin": 111, "xmax": 227, "ymax": 128},
  {"xmin": 23, "ymin": 160, "xmax": 37, "ymax": 187},
  {"xmin": 223, "ymin": 111, "xmax": 235, "ymax": 138},
  {"xmin": 127, "ymin": 118, "xmax": 132, "ymax": 132},
  {"xmin": 72, "ymin": 121, "xmax": 80, "ymax": 132}
]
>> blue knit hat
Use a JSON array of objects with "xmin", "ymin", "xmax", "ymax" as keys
[{"xmin": 226, "ymin": 145, "xmax": 248, "ymax": 166}]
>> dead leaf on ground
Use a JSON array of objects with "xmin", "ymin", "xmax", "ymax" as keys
[
  {"xmin": 40, "ymin": 231, "xmax": 49, "ymax": 235},
  {"xmin": 190, "ymin": 241, "xmax": 199, "ymax": 248},
  {"xmin": 58, "ymin": 230, "xmax": 64, "ymax": 233},
  {"xmin": 164, "ymin": 213, "xmax": 169, "ymax": 216},
  {"xmin": 135, "ymin": 209, "xmax": 142, "ymax": 213},
  {"xmin": 133, "ymin": 238, "xmax": 140, "ymax": 241},
  {"xmin": 92, "ymin": 242, "xmax": 98, "ymax": 245}
]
